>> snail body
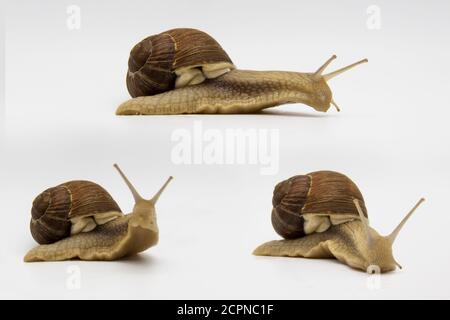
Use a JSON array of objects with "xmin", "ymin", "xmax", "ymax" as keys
[
  {"xmin": 24, "ymin": 164, "xmax": 172, "ymax": 262},
  {"xmin": 254, "ymin": 171, "xmax": 425, "ymax": 273},
  {"xmin": 117, "ymin": 28, "xmax": 367, "ymax": 115}
]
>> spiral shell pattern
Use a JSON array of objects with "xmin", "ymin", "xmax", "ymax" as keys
[{"xmin": 271, "ymin": 171, "xmax": 368, "ymax": 239}]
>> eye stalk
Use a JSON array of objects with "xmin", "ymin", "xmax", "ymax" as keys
[
  {"xmin": 319, "ymin": 57, "xmax": 369, "ymax": 81},
  {"xmin": 313, "ymin": 55, "xmax": 337, "ymax": 78},
  {"xmin": 353, "ymin": 198, "xmax": 373, "ymax": 245},
  {"xmin": 114, "ymin": 163, "xmax": 143, "ymax": 202},
  {"xmin": 388, "ymin": 198, "xmax": 425, "ymax": 244},
  {"xmin": 151, "ymin": 175, "xmax": 173, "ymax": 204},
  {"xmin": 113, "ymin": 163, "xmax": 173, "ymax": 205}
]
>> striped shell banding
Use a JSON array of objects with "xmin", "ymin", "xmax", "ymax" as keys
[
  {"xmin": 271, "ymin": 171, "xmax": 368, "ymax": 239},
  {"xmin": 126, "ymin": 28, "xmax": 235, "ymax": 98},
  {"xmin": 30, "ymin": 181, "xmax": 123, "ymax": 244}
]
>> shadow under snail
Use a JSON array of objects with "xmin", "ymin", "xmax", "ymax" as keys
[
  {"xmin": 24, "ymin": 164, "xmax": 172, "ymax": 262},
  {"xmin": 117, "ymin": 28, "xmax": 368, "ymax": 115},
  {"xmin": 253, "ymin": 171, "xmax": 425, "ymax": 273}
]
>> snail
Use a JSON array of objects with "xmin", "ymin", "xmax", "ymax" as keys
[
  {"xmin": 24, "ymin": 164, "xmax": 172, "ymax": 262},
  {"xmin": 116, "ymin": 28, "xmax": 367, "ymax": 115},
  {"xmin": 253, "ymin": 171, "xmax": 425, "ymax": 273}
]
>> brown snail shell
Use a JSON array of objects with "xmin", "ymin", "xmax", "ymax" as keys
[
  {"xmin": 271, "ymin": 171, "xmax": 368, "ymax": 239},
  {"xmin": 30, "ymin": 181, "xmax": 123, "ymax": 244},
  {"xmin": 126, "ymin": 28, "xmax": 235, "ymax": 97}
]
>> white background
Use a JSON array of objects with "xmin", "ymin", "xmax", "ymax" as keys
[{"xmin": 1, "ymin": 0, "xmax": 449, "ymax": 299}]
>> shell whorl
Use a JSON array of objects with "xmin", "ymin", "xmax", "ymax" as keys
[
  {"xmin": 126, "ymin": 28, "xmax": 234, "ymax": 98},
  {"xmin": 30, "ymin": 181, "xmax": 122, "ymax": 245},
  {"xmin": 271, "ymin": 171, "xmax": 368, "ymax": 239},
  {"xmin": 30, "ymin": 186, "xmax": 72, "ymax": 244}
]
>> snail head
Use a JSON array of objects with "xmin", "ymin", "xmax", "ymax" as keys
[
  {"xmin": 309, "ymin": 55, "xmax": 368, "ymax": 112},
  {"xmin": 113, "ymin": 164, "xmax": 172, "ymax": 232},
  {"xmin": 353, "ymin": 198, "xmax": 425, "ymax": 273}
]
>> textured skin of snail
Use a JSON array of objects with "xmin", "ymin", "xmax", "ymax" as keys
[
  {"xmin": 117, "ymin": 69, "xmax": 333, "ymax": 115},
  {"xmin": 254, "ymin": 221, "xmax": 394, "ymax": 273},
  {"xmin": 24, "ymin": 210, "xmax": 158, "ymax": 262}
]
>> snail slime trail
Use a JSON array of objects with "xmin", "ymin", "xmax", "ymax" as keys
[{"xmin": 171, "ymin": 121, "xmax": 279, "ymax": 175}]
